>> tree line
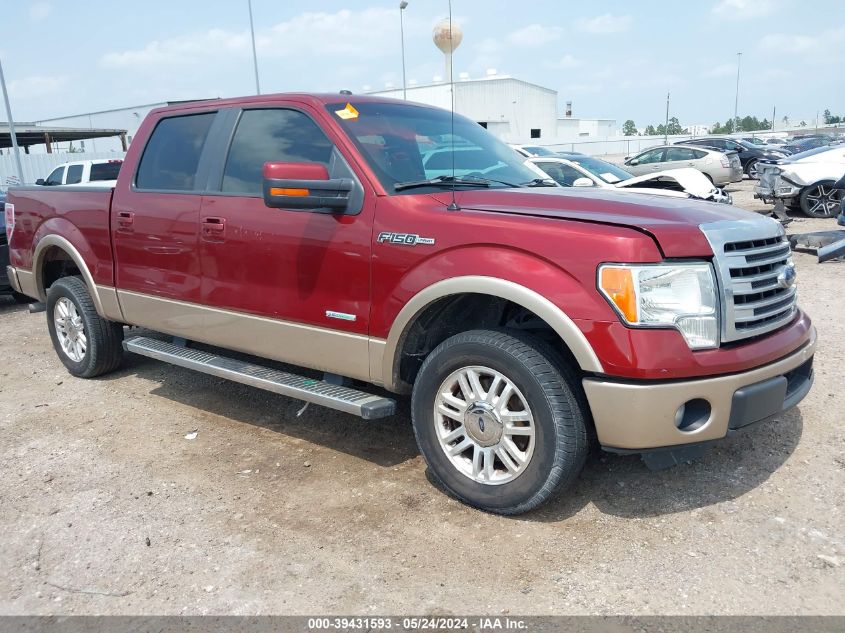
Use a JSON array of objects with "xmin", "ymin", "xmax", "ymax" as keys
[{"xmin": 621, "ymin": 109, "xmax": 842, "ymax": 136}]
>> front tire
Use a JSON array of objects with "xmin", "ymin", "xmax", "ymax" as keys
[
  {"xmin": 46, "ymin": 276, "xmax": 124, "ymax": 378},
  {"xmin": 411, "ymin": 329, "xmax": 588, "ymax": 515},
  {"xmin": 745, "ymin": 159, "xmax": 759, "ymax": 180},
  {"xmin": 800, "ymin": 181, "xmax": 842, "ymax": 218}
]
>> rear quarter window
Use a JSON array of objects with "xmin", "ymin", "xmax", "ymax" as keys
[
  {"xmin": 90, "ymin": 162, "xmax": 122, "ymax": 181},
  {"xmin": 135, "ymin": 113, "xmax": 216, "ymax": 191}
]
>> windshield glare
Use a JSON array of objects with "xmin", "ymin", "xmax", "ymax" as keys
[
  {"xmin": 327, "ymin": 102, "xmax": 540, "ymax": 190},
  {"xmin": 570, "ymin": 156, "xmax": 633, "ymax": 183}
]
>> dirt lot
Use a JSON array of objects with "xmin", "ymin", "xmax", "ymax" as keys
[{"xmin": 0, "ymin": 180, "xmax": 843, "ymax": 615}]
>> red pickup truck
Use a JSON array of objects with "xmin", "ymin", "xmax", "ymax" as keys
[{"xmin": 5, "ymin": 94, "xmax": 816, "ymax": 514}]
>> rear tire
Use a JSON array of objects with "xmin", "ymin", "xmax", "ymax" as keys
[
  {"xmin": 410, "ymin": 329, "xmax": 588, "ymax": 515},
  {"xmin": 800, "ymin": 181, "xmax": 842, "ymax": 218},
  {"xmin": 46, "ymin": 276, "xmax": 124, "ymax": 378}
]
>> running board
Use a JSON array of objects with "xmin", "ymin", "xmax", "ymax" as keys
[{"xmin": 122, "ymin": 336, "xmax": 396, "ymax": 420}]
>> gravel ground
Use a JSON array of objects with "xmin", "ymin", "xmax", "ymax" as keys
[{"xmin": 0, "ymin": 180, "xmax": 843, "ymax": 616}]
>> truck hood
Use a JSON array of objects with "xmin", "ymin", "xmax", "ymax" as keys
[{"xmin": 430, "ymin": 187, "xmax": 770, "ymax": 257}]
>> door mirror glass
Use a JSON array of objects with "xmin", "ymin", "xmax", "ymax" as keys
[
  {"xmin": 262, "ymin": 161, "xmax": 352, "ymax": 212},
  {"xmin": 572, "ymin": 177, "xmax": 594, "ymax": 187},
  {"xmin": 627, "ymin": 158, "xmax": 639, "ymax": 165}
]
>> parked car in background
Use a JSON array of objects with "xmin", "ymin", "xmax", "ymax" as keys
[
  {"xmin": 509, "ymin": 144, "xmax": 559, "ymax": 158},
  {"xmin": 836, "ymin": 173, "xmax": 845, "ymax": 226},
  {"xmin": 527, "ymin": 155, "xmax": 732, "ymax": 204},
  {"xmin": 36, "ymin": 159, "xmax": 123, "ymax": 188},
  {"xmin": 680, "ymin": 137, "xmax": 789, "ymax": 179},
  {"xmin": 623, "ymin": 145, "xmax": 742, "ymax": 186},
  {"xmin": 764, "ymin": 137, "xmax": 789, "ymax": 147},
  {"xmin": 782, "ymin": 136, "xmax": 837, "ymax": 155},
  {"xmin": 755, "ymin": 145, "xmax": 845, "ymax": 217}
]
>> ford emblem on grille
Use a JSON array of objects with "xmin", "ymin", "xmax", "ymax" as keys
[{"xmin": 777, "ymin": 265, "xmax": 797, "ymax": 289}]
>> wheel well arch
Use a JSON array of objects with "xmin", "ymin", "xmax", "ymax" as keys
[
  {"xmin": 32, "ymin": 235, "xmax": 107, "ymax": 315},
  {"xmin": 381, "ymin": 276, "xmax": 603, "ymax": 393}
]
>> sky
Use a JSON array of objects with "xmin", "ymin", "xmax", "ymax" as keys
[{"xmin": 1, "ymin": 0, "xmax": 843, "ymax": 128}]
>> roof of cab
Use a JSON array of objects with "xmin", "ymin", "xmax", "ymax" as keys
[{"xmin": 149, "ymin": 93, "xmax": 432, "ymax": 117}]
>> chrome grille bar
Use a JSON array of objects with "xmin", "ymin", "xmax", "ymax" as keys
[{"xmin": 701, "ymin": 218, "xmax": 798, "ymax": 343}]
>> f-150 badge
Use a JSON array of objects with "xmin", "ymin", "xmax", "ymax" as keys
[{"xmin": 377, "ymin": 232, "xmax": 435, "ymax": 246}]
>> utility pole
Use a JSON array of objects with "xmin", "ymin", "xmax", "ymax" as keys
[
  {"xmin": 772, "ymin": 106, "xmax": 776, "ymax": 131},
  {"xmin": 664, "ymin": 92, "xmax": 670, "ymax": 144},
  {"xmin": 0, "ymin": 57, "xmax": 25, "ymax": 185},
  {"xmin": 247, "ymin": 0, "xmax": 261, "ymax": 94},
  {"xmin": 733, "ymin": 52, "xmax": 742, "ymax": 133},
  {"xmin": 399, "ymin": 1, "xmax": 409, "ymax": 99}
]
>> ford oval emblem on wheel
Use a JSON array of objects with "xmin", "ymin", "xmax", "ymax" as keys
[{"xmin": 777, "ymin": 265, "xmax": 797, "ymax": 289}]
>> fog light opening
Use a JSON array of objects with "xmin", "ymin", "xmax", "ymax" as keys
[{"xmin": 674, "ymin": 398, "xmax": 711, "ymax": 432}]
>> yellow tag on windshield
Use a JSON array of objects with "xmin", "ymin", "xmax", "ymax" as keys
[{"xmin": 335, "ymin": 103, "xmax": 359, "ymax": 120}]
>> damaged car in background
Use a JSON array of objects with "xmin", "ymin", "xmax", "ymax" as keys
[
  {"xmin": 528, "ymin": 154, "xmax": 732, "ymax": 204},
  {"xmin": 756, "ymin": 145, "xmax": 845, "ymax": 218}
]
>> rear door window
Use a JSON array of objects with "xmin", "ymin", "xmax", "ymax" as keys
[
  {"xmin": 65, "ymin": 164, "xmax": 84, "ymax": 184},
  {"xmin": 136, "ymin": 113, "xmax": 216, "ymax": 191},
  {"xmin": 90, "ymin": 162, "xmax": 122, "ymax": 181},
  {"xmin": 665, "ymin": 147, "xmax": 697, "ymax": 161}
]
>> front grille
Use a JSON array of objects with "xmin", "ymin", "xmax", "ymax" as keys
[{"xmin": 702, "ymin": 219, "xmax": 798, "ymax": 343}]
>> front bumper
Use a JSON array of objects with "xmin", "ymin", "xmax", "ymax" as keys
[{"xmin": 583, "ymin": 327, "xmax": 816, "ymax": 451}]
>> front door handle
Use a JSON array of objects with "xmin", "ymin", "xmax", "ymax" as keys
[{"xmin": 202, "ymin": 216, "xmax": 226, "ymax": 242}]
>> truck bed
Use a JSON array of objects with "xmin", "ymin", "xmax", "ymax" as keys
[{"xmin": 7, "ymin": 186, "xmax": 116, "ymax": 287}]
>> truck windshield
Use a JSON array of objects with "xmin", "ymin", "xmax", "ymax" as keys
[{"xmin": 327, "ymin": 101, "xmax": 540, "ymax": 192}]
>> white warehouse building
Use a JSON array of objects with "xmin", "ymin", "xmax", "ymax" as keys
[
  {"xmin": 369, "ymin": 73, "xmax": 615, "ymax": 144},
  {"xmin": 30, "ymin": 74, "xmax": 614, "ymax": 154}
]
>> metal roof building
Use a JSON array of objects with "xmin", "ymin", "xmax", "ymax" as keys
[{"xmin": 369, "ymin": 72, "xmax": 616, "ymax": 144}]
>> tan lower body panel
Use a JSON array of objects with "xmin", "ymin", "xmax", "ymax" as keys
[
  {"xmin": 117, "ymin": 290, "xmax": 376, "ymax": 382},
  {"xmin": 583, "ymin": 328, "xmax": 817, "ymax": 450},
  {"xmin": 13, "ymin": 268, "xmax": 37, "ymax": 297}
]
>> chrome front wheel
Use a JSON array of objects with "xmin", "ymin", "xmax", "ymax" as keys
[
  {"xmin": 434, "ymin": 365, "xmax": 535, "ymax": 485},
  {"xmin": 53, "ymin": 296, "xmax": 87, "ymax": 362}
]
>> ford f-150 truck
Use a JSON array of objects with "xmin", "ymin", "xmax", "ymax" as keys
[{"xmin": 5, "ymin": 94, "xmax": 816, "ymax": 514}]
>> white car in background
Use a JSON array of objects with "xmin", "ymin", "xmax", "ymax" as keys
[
  {"xmin": 527, "ymin": 154, "xmax": 733, "ymax": 204},
  {"xmin": 755, "ymin": 145, "xmax": 845, "ymax": 217},
  {"xmin": 36, "ymin": 159, "xmax": 123, "ymax": 188},
  {"xmin": 510, "ymin": 144, "xmax": 560, "ymax": 158}
]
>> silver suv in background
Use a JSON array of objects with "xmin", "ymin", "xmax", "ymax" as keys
[{"xmin": 623, "ymin": 145, "xmax": 742, "ymax": 187}]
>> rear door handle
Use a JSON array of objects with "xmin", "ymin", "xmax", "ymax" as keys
[
  {"xmin": 202, "ymin": 216, "xmax": 226, "ymax": 242},
  {"xmin": 116, "ymin": 211, "xmax": 134, "ymax": 231}
]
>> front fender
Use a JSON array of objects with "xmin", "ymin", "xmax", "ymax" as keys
[{"xmin": 375, "ymin": 245, "xmax": 613, "ymax": 390}]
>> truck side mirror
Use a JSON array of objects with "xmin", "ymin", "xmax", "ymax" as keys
[
  {"xmin": 262, "ymin": 162, "xmax": 353, "ymax": 212},
  {"xmin": 35, "ymin": 178, "xmax": 45, "ymax": 185}
]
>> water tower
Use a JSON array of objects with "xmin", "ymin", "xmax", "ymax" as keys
[{"xmin": 432, "ymin": 18, "xmax": 463, "ymax": 83}]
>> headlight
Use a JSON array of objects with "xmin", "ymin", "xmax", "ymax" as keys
[{"xmin": 598, "ymin": 263, "xmax": 719, "ymax": 349}]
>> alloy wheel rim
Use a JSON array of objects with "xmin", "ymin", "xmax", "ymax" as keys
[
  {"xmin": 54, "ymin": 297, "xmax": 87, "ymax": 362},
  {"xmin": 434, "ymin": 365, "xmax": 535, "ymax": 485},
  {"xmin": 748, "ymin": 162, "xmax": 758, "ymax": 178},
  {"xmin": 806, "ymin": 184, "xmax": 841, "ymax": 216}
]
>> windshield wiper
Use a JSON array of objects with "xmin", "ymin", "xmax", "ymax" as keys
[
  {"xmin": 520, "ymin": 178, "xmax": 557, "ymax": 187},
  {"xmin": 394, "ymin": 174, "xmax": 523, "ymax": 191},
  {"xmin": 394, "ymin": 175, "xmax": 491, "ymax": 191}
]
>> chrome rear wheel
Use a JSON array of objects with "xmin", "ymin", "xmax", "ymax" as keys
[{"xmin": 53, "ymin": 296, "xmax": 87, "ymax": 362}]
